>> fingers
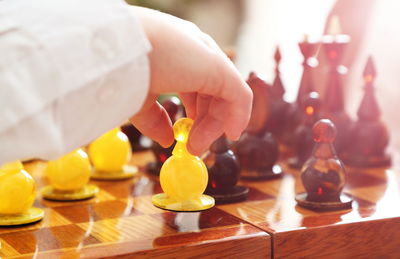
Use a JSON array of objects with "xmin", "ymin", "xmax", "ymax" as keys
[
  {"xmin": 220, "ymin": 66, "xmax": 253, "ymax": 141},
  {"xmin": 129, "ymin": 97, "xmax": 174, "ymax": 148},
  {"xmin": 187, "ymin": 113, "xmax": 224, "ymax": 156},
  {"xmin": 187, "ymin": 96, "xmax": 223, "ymax": 155},
  {"xmin": 181, "ymin": 57, "xmax": 253, "ymax": 153},
  {"xmin": 133, "ymin": 6, "xmax": 252, "ymax": 150},
  {"xmin": 195, "ymin": 94, "xmax": 211, "ymax": 119},
  {"xmin": 197, "ymin": 57, "xmax": 253, "ymax": 141},
  {"xmin": 179, "ymin": 93, "xmax": 197, "ymax": 119}
]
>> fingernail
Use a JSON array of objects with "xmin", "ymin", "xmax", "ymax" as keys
[
  {"xmin": 159, "ymin": 137, "xmax": 174, "ymax": 148},
  {"xmin": 227, "ymin": 131, "xmax": 242, "ymax": 141}
]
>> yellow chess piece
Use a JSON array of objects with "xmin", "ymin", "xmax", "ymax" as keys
[
  {"xmin": 152, "ymin": 118, "xmax": 215, "ymax": 211},
  {"xmin": 0, "ymin": 161, "xmax": 44, "ymax": 225},
  {"xmin": 88, "ymin": 127, "xmax": 137, "ymax": 180},
  {"xmin": 42, "ymin": 149, "xmax": 99, "ymax": 200}
]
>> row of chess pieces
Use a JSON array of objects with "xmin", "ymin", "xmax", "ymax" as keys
[
  {"xmin": 0, "ymin": 38, "xmax": 392, "ymax": 225},
  {"xmin": 125, "ymin": 38, "xmax": 391, "ymax": 211},
  {"xmin": 0, "ymin": 128, "xmax": 138, "ymax": 226}
]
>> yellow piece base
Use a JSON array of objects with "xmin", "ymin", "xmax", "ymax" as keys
[
  {"xmin": 152, "ymin": 193, "xmax": 215, "ymax": 212},
  {"xmin": 41, "ymin": 184, "xmax": 99, "ymax": 201},
  {"xmin": 0, "ymin": 207, "xmax": 44, "ymax": 226},
  {"xmin": 91, "ymin": 165, "xmax": 138, "ymax": 180}
]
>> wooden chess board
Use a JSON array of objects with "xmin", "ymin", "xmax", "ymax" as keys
[{"xmin": 1, "ymin": 151, "xmax": 400, "ymax": 258}]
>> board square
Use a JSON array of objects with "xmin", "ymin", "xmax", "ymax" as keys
[
  {"xmin": 149, "ymin": 207, "xmax": 243, "ymax": 232},
  {"xmin": 53, "ymin": 200, "xmax": 141, "ymax": 224},
  {"xmin": 0, "ymin": 224, "xmax": 100, "ymax": 254}
]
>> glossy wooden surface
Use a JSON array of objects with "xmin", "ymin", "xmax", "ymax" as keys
[
  {"xmin": 0, "ymin": 152, "xmax": 270, "ymax": 259},
  {"xmin": 2, "ymin": 150, "xmax": 400, "ymax": 258},
  {"xmin": 220, "ymin": 163, "xmax": 400, "ymax": 258}
]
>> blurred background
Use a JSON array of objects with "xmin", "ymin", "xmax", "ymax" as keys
[{"xmin": 127, "ymin": 0, "xmax": 399, "ymax": 159}]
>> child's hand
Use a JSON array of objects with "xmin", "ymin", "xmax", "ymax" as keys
[{"xmin": 129, "ymin": 7, "xmax": 252, "ymax": 156}]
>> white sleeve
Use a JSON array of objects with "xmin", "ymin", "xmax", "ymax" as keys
[{"xmin": 0, "ymin": 0, "xmax": 151, "ymax": 163}]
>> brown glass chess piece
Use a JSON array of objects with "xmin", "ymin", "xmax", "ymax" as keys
[
  {"xmin": 234, "ymin": 72, "xmax": 282, "ymax": 180},
  {"xmin": 296, "ymin": 119, "xmax": 353, "ymax": 211},
  {"xmin": 321, "ymin": 21, "xmax": 352, "ymax": 153},
  {"xmin": 288, "ymin": 92, "xmax": 321, "ymax": 169},
  {"xmin": 266, "ymin": 47, "xmax": 293, "ymax": 143},
  {"xmin": 147, "ymin": 96, "xmax": 184, "ymax": 176},
  {"xmin": 235, "ymin": 132, "xmax": 282, "ymax": 180},
  {"xmin": 121, "ymin": 123, "xmax": 147, "ymax": 151},
  {"xmin": 297, "ymin": 37, "xmax": 319, "ymax": 106},
  {"xmin": 283, "ymin": 39, "xmax": 319, "ymax": 148},
  {"xmin": 203, "ymin": 135, "xmax": 248, "ymax": 203},
  {"xmin": 343, "ymin": 57, "xmax": 391, "ymax": 167},
  {"xmin": 244, "ymin": 72, "xmax": 271, "ymax": 134}
]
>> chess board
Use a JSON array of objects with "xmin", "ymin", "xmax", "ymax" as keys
[
  {"xmin": 0, "ymin": 152, "xmax": 270, "ymax": 259},
  {"xmin": 1, "ymin": 151, "xmax": 400, "ymax": 258}
]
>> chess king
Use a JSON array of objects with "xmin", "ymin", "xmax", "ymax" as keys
[
  {"xmin": 152, "ymin": 118, "xmax": 215, "ymax": 212},
  {"xmin": 0, "ymin": 161, "xmax": 44, "ymax": 225}
]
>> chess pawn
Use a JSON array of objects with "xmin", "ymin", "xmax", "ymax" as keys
[
  {"xmin": 203, "ymin": 135, "xmax": 248, "ymax": 203},
  {"xmin": 147, "ymin": 96, "xmax": 183, "ymax": 175},
  {"xmin": 89, "ymin": 127, "xmax": 137, "ymax": 180},
  {"xmin": 0, "ymin": 161, "xmax": 44, "ymax": 225},
  {"xmin": 42, "ymin": 149, "xmax": 99, "ymax": 200},
  {"xmin": 235, "ymin": 131, "xmax": 283, "ymax": 180},
  {"xmin": 343, "ymin": 57, "xmax": 391, "ymax": 167},
  {"xmin": 289, "ymin": 92, "xmax": 321, "ymax": 168},
  {"xmin": 295, "ymin": 119, "xmax": 352, "ymax": 211},
  {"xmin": 152, "ymin": 118, "xmax": 215, "ymax": 211}
]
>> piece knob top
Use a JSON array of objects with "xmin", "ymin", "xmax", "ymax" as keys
[
  {"xmin": 313, "ymin": 119, "xmax": 337, "ymax": 143},
  {"xmin": 274, "ymin": 47, "xmax": 281, "ymax": 63},
  {"xmin": 173, "ymin": 118, "xmax": 193, "ymax": 143},
  {"xmin": 363, "ymin": 56, "xmax": 376, "ymax": 84}
]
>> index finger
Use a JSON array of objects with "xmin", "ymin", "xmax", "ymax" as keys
[{"xmin": 198, "ymin": 55, "xmax": 253, "ymax": 141}]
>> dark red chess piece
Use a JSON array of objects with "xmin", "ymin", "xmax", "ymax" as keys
[
  {"xmin": 282, "ymin": 40, "xmax": 318, "ymax": 148},
  {"xmin": 233, "ymin": 72, "xmax": 283, "ymax": 180},
  {"xmin": 121, "ymin": 123, "xmax": 145, "ymax": 151},
  {"xmin": 146, "ymin": 96, "xmax": 183, "ymax": 175},
  {"xmin": 204, "ymin": 135, "xmax": 248, "ymax": 203},
  {"xmin": 321, "ymin": 33, "xmax": 352, "ymax": 153},
  {"xmin": 288, "ymin": 92, "xmax": 321, "ymax": 169},
  {"xmin": 296, "ymin": 119, "xmax": 353, "ymax": 211},
  {"xmin": 343, "ymin": 57, "xmax": 391, "ymax": 167},
  {"xmin": 266, "ymin": 47, "xmax": 293, "ymax": 143},
  {"xmin": 244, "ymin": 72, "xmax": 271, "ymax": 134},
  {"xmin": 296, "ymin": 38, "xmax": 319, "ymax": 106},
  {"xmin": 235, "ymin": 131, "xmax": 282, "ymax": 180}
]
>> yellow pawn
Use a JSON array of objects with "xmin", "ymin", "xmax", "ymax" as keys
[
  {"xmin": 42, "ymin": 149, "xmax": 99, "ymax": 201},
  {"xmin": 88, "ymin": 127, "xmax": 137, "ymax": 180},
  {"xmin": 152, "ymin": 118, "xmax": 215, "ymax": 211},
  {"xmin": 0, "ymin": 161, "xmax": 44, "ymax": 226}
]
